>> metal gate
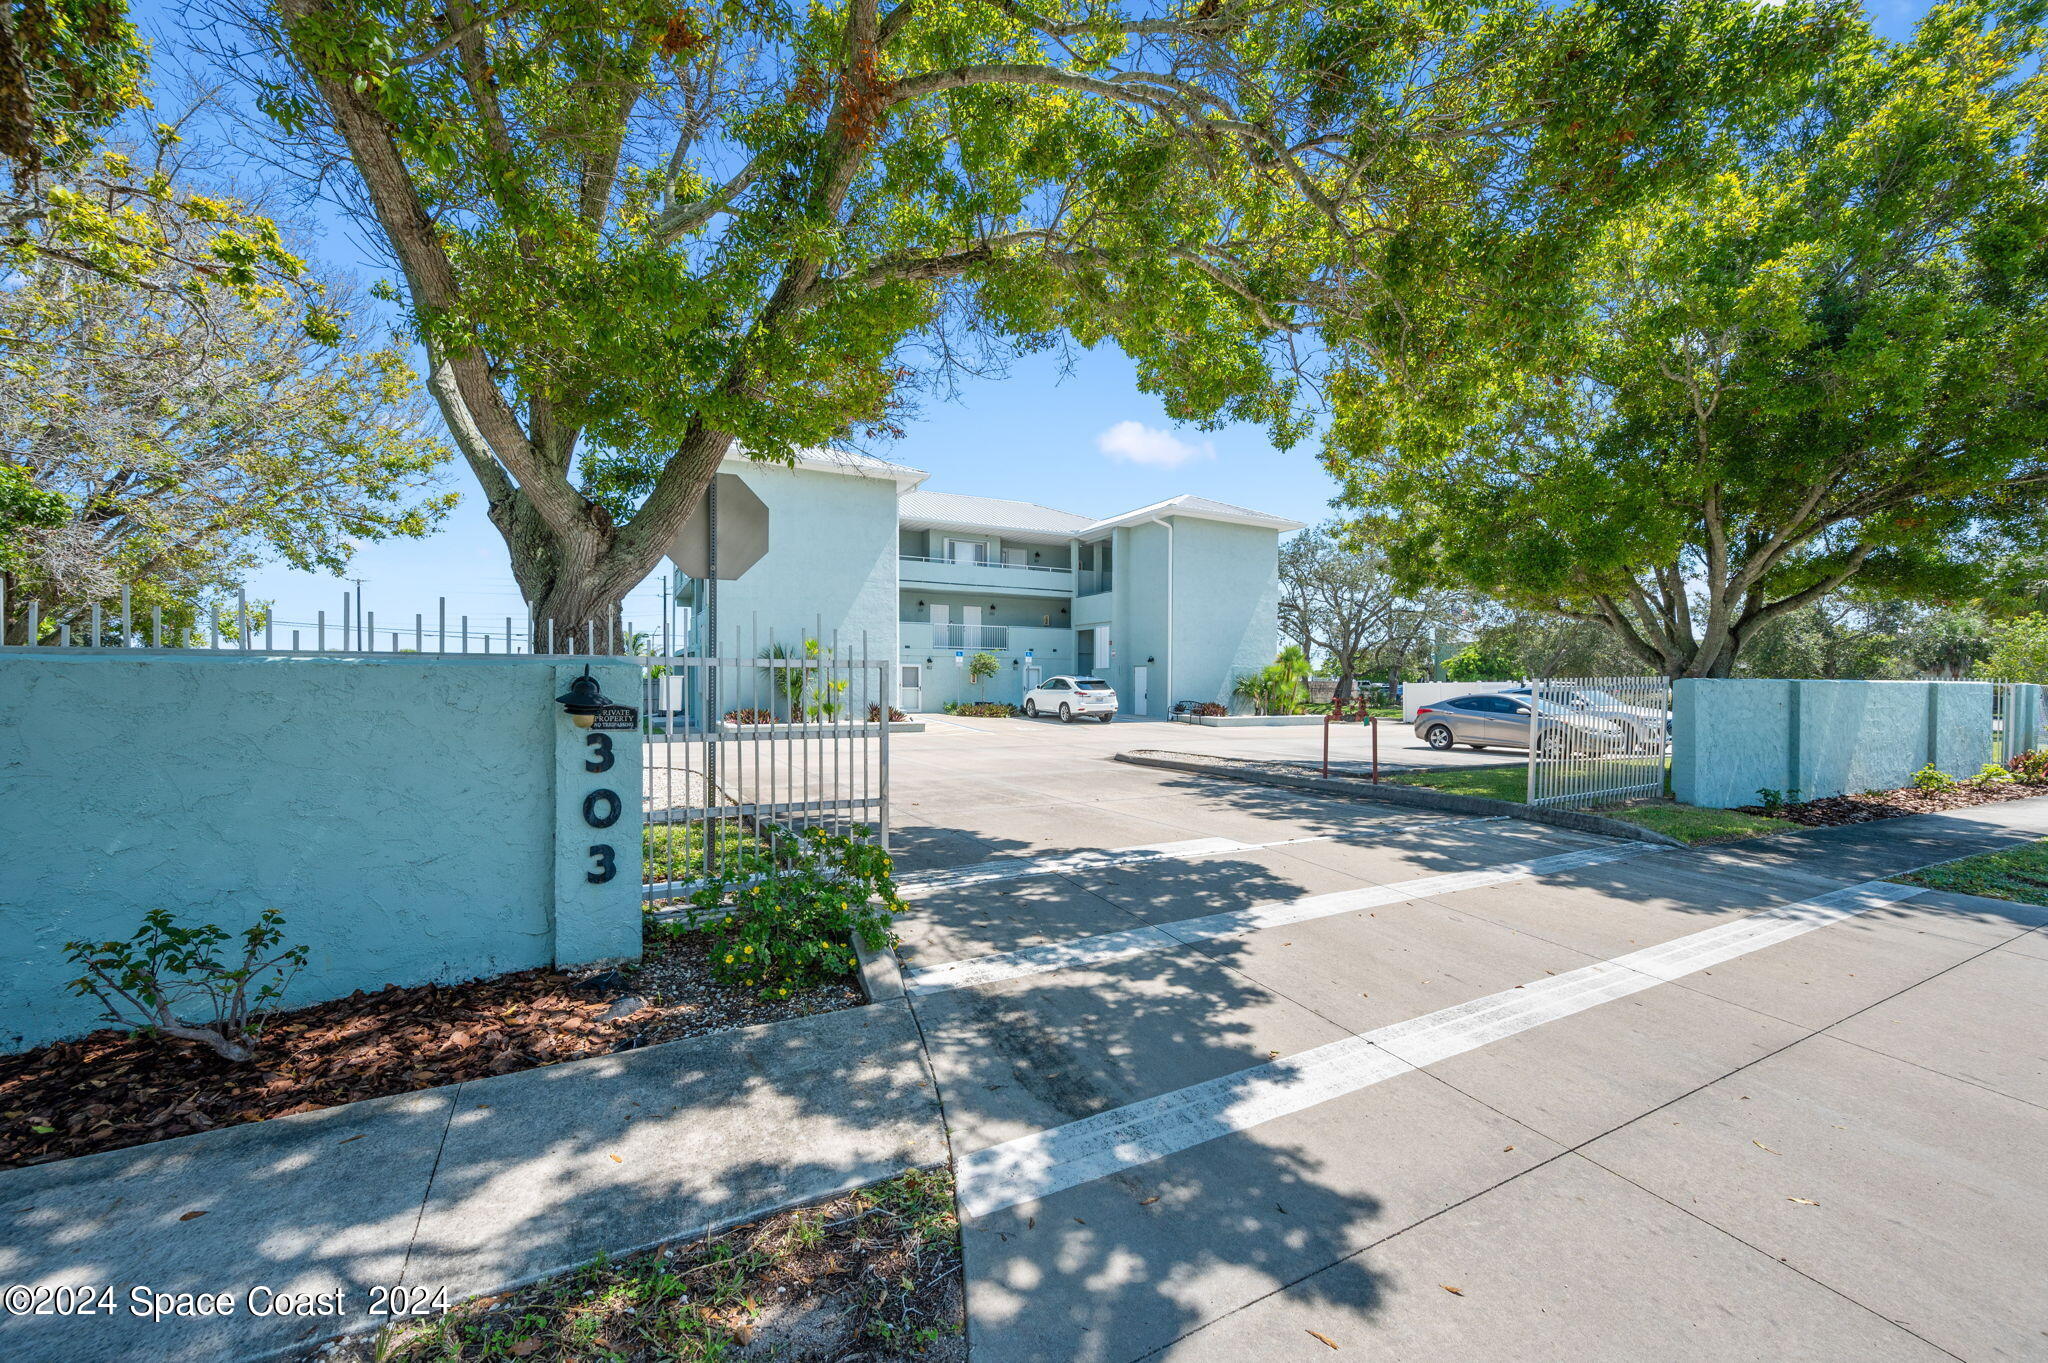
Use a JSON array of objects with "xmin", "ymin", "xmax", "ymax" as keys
[
  {"xmin": 641, "ymin": 641, "xmax": 892, "ymax": 900},
  {"xmin": 1992, "ymin": 681, "xmax": 2044, "ymax": 765},
  {"xmin": 1525, "ymin": 675, "xmax": 1673, "ymax": 809}
]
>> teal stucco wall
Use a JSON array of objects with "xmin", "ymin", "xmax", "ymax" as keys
[
  {"xmin": 691, "ymin": 459, "xmax": 900, "ymax": 660},
  {"xmin": 1672, "ymin": 679, "xmax": 1995, "ymax": 809},
  {"xmin": 0, "ymin": 653, "xmax": 642, "ymax": 1052},
  {"xmin": 1166, "ymin": 516, "xmax": 1284, "ymax": 711}
]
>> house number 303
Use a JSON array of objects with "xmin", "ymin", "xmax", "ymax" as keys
[{"xmin": 583, "ymin": 732, "xmax": 619, "ymax": 883}]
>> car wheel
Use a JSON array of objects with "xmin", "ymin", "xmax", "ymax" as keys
[
  {"xmin": 1535, "ymin": 730, "xmax": 1567, "ymax": 759},
  {"xmin": 1098, "ymin": 713, "xmax": 1114, "ymax": 724},
  {"xmin": 1059, "ymin": 703, "xmax": 1073, "ymax": 723},
  {"xmin": 1023, "ymin": 699, "xmax": 1037, "ymax": 718},
  {"xmin": 1424, "ymin": 724, "xmax": 1454, "ymax": 750}
]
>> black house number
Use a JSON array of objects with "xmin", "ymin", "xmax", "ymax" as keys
[{"xmin": 582, "ymin": 732, "xmax": 622, "ymax": 882}]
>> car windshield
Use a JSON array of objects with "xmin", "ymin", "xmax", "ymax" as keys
[{"xmin": 1074, "ymin": 679, "xmax": 1112, "ymax": 691}]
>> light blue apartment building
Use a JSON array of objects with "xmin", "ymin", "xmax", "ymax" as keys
[{"xmin": 679, "ymin": 449, "xmax": 1302, "ymax": 715}]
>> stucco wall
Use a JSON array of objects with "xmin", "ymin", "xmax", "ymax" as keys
[
  {"xmin": 1672, "ymin": 679, "xmax": 1995, "ymax": 809},
  {"xmin": 0, "ymin": 653, "xmax": 642, "ymax": 1052},
  {"xmin": 694, "ymin": 459, "xmax": 900, "ymax": 662},
  {"xmin": 1162, "ymin": 517, "xmax": 1284, "ymax": 710}
]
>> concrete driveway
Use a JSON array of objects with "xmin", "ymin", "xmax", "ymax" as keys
[{"xmin": 887, "ymin": 717, "xmax": 2048, "ymax": 1362}]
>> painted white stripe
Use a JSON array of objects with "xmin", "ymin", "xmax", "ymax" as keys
[
  {"xmin": 953, "ymin": 880, "xmax": 1926, "ymax": 1218},
  {"xmin": 905, "ymin": 843, "xmax": 1648, "ymax": 996},
  {"xmin": 894, "ymin": 817, "xmax": 1512, "ymax": 899}
]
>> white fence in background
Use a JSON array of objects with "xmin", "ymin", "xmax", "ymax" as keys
[
  {"xmin": 0, "ymin": 583, "xmax": 679, "ymax": 656},
  {"xmin": 1526, "ymin": 676, "xmax": 1673, "ymax": 810}
]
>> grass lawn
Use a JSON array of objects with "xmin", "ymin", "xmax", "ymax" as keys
[
  {"xmin": 1598, "ymin": 802, "xmax": 1793, "ymax": 845},
  {"xmin": 366, "ymin": 1168, "xmax": 962, "ymax": 1362},
  {"xmin": 1385, "ymin": 764, "xmax": 1528, "ymax": 802},
  {"xmin": 1384, "ymin": 767, "xmax": 1795, "ymax": 845},
  {"xmin": 1896, "ymin": 838, "xmax": 2048, "ymax": 904}
]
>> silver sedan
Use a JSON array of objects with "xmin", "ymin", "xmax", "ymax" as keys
[{"xmin": 1411, "ymin": 693, "xmax": 1626, "ymax": 755}]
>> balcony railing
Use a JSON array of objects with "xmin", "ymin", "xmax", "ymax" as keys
[
  {"xmin": 929, "ymin": 623, "xmax": 1009, "ymax": 650},
  {"xmin": 900, "ymin": 553, "xmax": 1073, "ymax": 575}
]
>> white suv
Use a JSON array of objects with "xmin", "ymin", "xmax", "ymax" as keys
[{"xmin": 1022, "ymin": 675, "xmax": 1118, "ymax": 723}]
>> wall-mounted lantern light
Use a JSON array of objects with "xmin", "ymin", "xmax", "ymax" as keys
[
  {"xmin": 916, "ymin": 600, "xmax": 925, "ymax": 608},
  {"xmin": 926, "ymin": 656, "xmax": 934, "ymax": 665},
  {"xmin": 556, "ymin": 668, "xmax": 614, "ymax": 728},
  {"xmin": 1147, "ymin": 655, "xmax": 1156, "ymax": 664}
]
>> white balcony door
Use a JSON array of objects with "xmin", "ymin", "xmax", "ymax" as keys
[
  {"xmin": 929, "ymin": 602, "xmax": 948, "ymax": 647},
  {"xmin": 960, "ymin": 605, "xmax": 982, "ymax": 648},
  {"xmin": 947, "ymin": 538, "xmax": 982, "ymax": 565}
]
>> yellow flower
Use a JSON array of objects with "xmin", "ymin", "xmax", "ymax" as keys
[
  {"xmin": 723, "ymin": 954, "xmax": 733, "ymax": 963},
  {"xmin": 743, "ymin": 944, "xmax": 754, "ymax": 954},
  {"xmin": 839, "ymin": 901, "xmax": 849, "ymax": 910}
]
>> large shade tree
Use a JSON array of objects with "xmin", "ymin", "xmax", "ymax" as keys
[
  {"xmin": 1328, "ymin": 2, "xmax": 2048, "ymax": 677},
  {"xmin": 213, "ymin": 0, "xmax": 1831, "ymax": 635}
]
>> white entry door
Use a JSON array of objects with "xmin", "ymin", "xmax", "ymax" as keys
[
  {"xmin": 960, "ymin": 605, "xmax": 982, "ymax": 648},
  {"xmin": 1022, "ymin": 663, "xmax": 1042, "ymax": 694},
  {"xmin": 1132, "ymin": 665, "xmax": 1150, "ymax": 716},
  {"xmin": 929, "ymin": 602, "xmax": 948, "ymax": 647},
  {"xmin": 900, "ymin": 663, "xmax": 922, "ymax": 712}
]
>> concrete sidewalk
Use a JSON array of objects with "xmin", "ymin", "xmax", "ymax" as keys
[{"xmin": 0, "ymin": 1000, "xmax": 944, "ymax": 1363}]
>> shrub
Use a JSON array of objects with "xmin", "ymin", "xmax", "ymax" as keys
[
  {"xmin": 680, "ymin": 829, "xmax": 901, "ymax": 998},
  {"xmin": 63, "ymin": 909, "xmax": 309, "ymax": 1062},
  {"xmin": 950, "ymin": 701, "xmax": 1014, "ymax": 718},
  {"xmin": 866, "ymin": 703, "xmax": 908, "ymax": 723},
  {"xmin": 1179, "ymin": 700, "xmax": 1227, "ymax": 717},
  {"xmin": 2007, "ymin": 749, "xmax": 2048, "ymax": 784},
  {"xmin": 1911, "ymin": 764, "xmax": 1960, "ymax": 793},
  {"xmin": 1971, "ymin": 762, "xmax": 2014, "ymax": 787},
  {"xmin": 723, "ymin": 708, "xmax": 775, "ymax": 725},
  {"xmin": 1754, "ymin": 788, "xmax": 1800, "ymax": 813},
  {"xmin": 1232, "ymin": 646, "xmax": 1312, "ymax": 715}
]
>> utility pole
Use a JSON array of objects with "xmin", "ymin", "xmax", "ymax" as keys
[{"xmin": 349, "ymin": 578, "xmax": 367, "ymax": 650}]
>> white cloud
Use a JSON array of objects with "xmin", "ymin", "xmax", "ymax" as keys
[{"xmin": 1094, "ymin": 420, "xmax": 1215, "ymax": 469}]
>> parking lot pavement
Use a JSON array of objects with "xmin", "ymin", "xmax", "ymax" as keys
[{"xmin": 887, "ymin": 721, "xmax": 2048, "ymax": 1363}]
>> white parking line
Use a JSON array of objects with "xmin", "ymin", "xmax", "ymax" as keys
[
  {"xmin": 895, "ymin": 817, "xmax": 1512, "ymax": 899},
  {"xmin": 953, "ymin": 880, "xmax": 1928, "ymax": 1218},
  {"xmin": 904, "ymin": 843, "xmax": 1649, "ymax": 996}
]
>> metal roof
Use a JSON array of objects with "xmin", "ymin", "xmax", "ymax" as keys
[
  {"xmin": 1082, "ymin": 494, "xmax": 1306, "ymax": 534},
  {"xmin": 721, "ymin": 445, "xmax": 929, "ymax": 490},
  {"xmin": 899, "ymin": 490, "xmax": 1097, "ymax": 537}
]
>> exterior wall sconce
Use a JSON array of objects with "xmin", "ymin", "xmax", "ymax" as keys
[
  {"xmin": 555, "ymin": 668, "xmax": 614, "ymax": 728},
  {"xmin": 916, "ymin": 600, "xmax": 925, "ymax": 608},
  {"xmin": 925, "ymin": 656, "xmax": 933, "ymax": 665},
  {"xmin": 1146, "ymin": 655, "xmax": 1156, "ymax": 664}
]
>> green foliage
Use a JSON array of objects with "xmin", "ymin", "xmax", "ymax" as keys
[
  {"xmin": 1331, "ymin": 5, "xmax": 2048, "ymax": 677},
  {"xmin": 966, "ymin": 650, "xmax": 1000, "ymax": 697},
  {"xmin": 1976, "ymin": 614, "xmax": 2048, "ymax": 682},
  {"xmin": 682, "ymin": 828, "xmax": 899, "ymax": 999},
  {"xmin": 228, "ymin": 0, "xmax": 1822, "ymax": 629},
  {"xmin": 1911, "ymin": 765, "xmax": 1961, "ymax": 793},
  {"xmin": 1897, "ymin": 837, "xmax": 2048, "ymax": 904},
  {"xmin": 1442, "ymin": 644, "xmax": 1517, "ymax": 683},
  {"xmin": 0, "ymin": 463, "xmax": 67, "ymax": 571},
  {"xmin": 2006, "ymin": 749, "xmax": 2048, "ymax": 784},
  {"xmin": 62, "ymin": 908, "xmax": 309, "ymax": 1062},
  {"xmin": 0, "ymin": 0, "xmax": 146, "ymax": 177},
  {"xmin": 1233, "ymin": 645, "xmax": 1313, "ymax": 716},
  {"xmin": 1971, "ymin": 762, "xmax": 2015, "ymax": 787},
  {"xmin": 1754, "ymin": 788, "xmax": 1800, "ymax": 813},
  {"xmin": 943, "ymin": 700, "xmax": 1014, "ymax": 718},
  {"xmin": 1603, "ymin": 803, "xmax": 1791, "ymax": 845},
  {"xmin": 1388, "ymin": 765, "xmax": 1529, "ymax": 803}
]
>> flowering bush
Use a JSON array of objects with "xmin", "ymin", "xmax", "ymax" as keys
[
  {"xmin": 683, "ymin": 828, "xmax": 901, "ymax": 998},
  {"xmin": 943, "ymin": 701, "xmax": 1015, "ymax": 717}
]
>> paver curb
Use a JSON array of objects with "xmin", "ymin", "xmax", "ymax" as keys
[{"xmin": 1114, "ymin": 750, "xmax": 1686, "ymax": 847}]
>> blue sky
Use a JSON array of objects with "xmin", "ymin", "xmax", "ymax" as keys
[{"xmin": 132, "ymin": 0, "xmax": 1935, "ymax": 642}]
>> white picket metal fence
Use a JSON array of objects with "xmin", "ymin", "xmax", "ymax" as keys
[
  {"xmin": 1525, "ymin": 675, "xmax": 1673, "ymax": 809},
  {"xmin": 640, "ymin": 628, "xmax": 893, "ymax": 900}
]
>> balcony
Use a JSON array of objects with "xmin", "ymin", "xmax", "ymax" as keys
[
  {"xmin": 927, "ymin": 623, "xmax": 1009, "ymax": 651},
  {"xmin": 899, "ymin": 554, "xmax": 1075, "ymax": 595}
]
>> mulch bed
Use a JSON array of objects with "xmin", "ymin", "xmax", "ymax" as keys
[
  {"xmin": 1735, "ymin": 779, "xmax": 2048, "ymax": 827},
  {"xmin": 0, "ymin": 929, "xmax": 861, "ymax": 1170}
]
